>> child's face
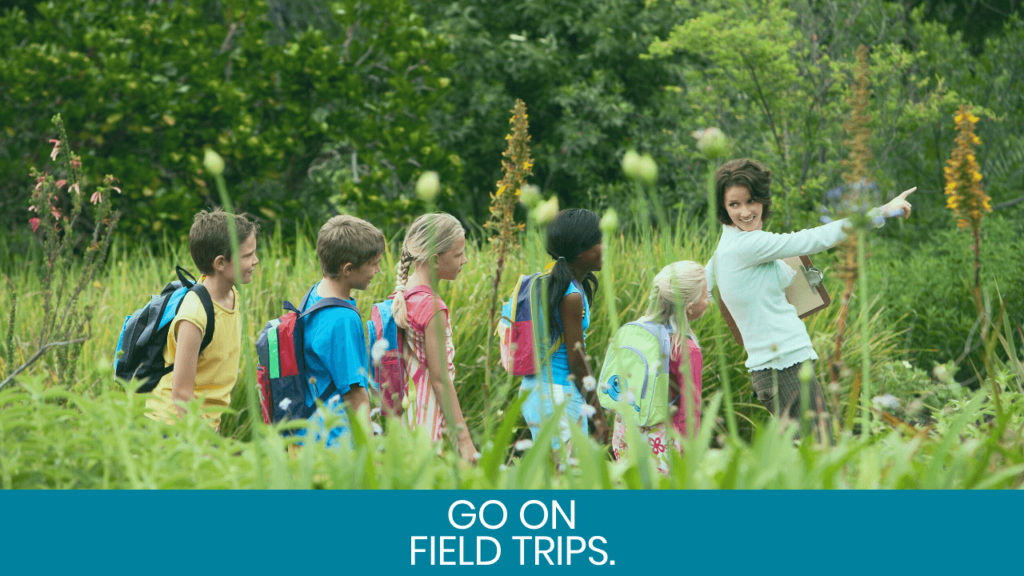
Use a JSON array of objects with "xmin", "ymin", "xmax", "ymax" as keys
[
  {"xmin": 348, "ymin": 252, "xmax": 383, "ymax": 292},
  {"xmin": 686, "ymin": 279, "xmax": 709, "ymax": 322},
  {"xmin": 223, "ymin": 234, "xmax": 259, "ymax": 285},
  {"xmin": 577, "ymin": 242, "xmax": 604, "ymax": 273},
  {"xmin": 435, "ymin": 235, "xmax": 468, "ymax": 281}
]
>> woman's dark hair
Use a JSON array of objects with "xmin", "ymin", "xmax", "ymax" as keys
[
  {"xmin": 715, "ymin": 158, "xmax": 773, "ymax": 226},
  {"xmin": 545, "ymin": 208, "xmax": 601, "ymax": 341}
]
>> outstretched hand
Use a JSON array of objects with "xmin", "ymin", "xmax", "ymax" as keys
[{"xmin": 880, "ymin": 186, "xmax": 917, "ymax": 219}]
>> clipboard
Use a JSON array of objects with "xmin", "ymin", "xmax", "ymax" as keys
[{"xmin": 718, "ymin": 255, "xmax": 831, "ymax": 347}]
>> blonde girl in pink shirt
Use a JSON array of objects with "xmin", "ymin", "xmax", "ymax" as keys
[
  {"xmin": 390, "ymin": 213, "xmax": 478, "ymax": 462},
  {"xmin": 611, "ymin": 261, "xmax": 709, "ymax": 475}
]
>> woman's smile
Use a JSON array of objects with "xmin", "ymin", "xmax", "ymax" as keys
[{"xmin": 723, "ymin": 185, "xmax": 763, "ymax": 231}]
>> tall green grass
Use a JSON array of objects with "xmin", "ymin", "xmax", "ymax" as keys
[{"xmin": 1, "ymin": 219, "xmax": 1022, "ymax": 489}]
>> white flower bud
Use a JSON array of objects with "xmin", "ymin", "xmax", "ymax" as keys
[
  {"xmin": 638, "ymin": 153, "xmax": 658, "ymax": 185},
  {"xmin": 600, "ymin": 209, "xmax": 619, "ymax": 235},
  {"xmin": 695, "ymin": 127, "xmax": 728, "ymax": 158},
  {"xmin": 582, "ymin": 375, "xmax": 597, "ymax": 392},
  {"xmin": 514, "ymin": 439, "xmax": 534, "ymax": 452},
  {"xmin": 621, "ymin": 149, "xmax": 642, "ymax": 180},
  {"xmin": 371, "ymin": 338, "xmax": 389, "ymax": 366},
  {"xmin": 532, "ymin": 195, "xmax": 559, "ymax": 225},
  {"xmin": 519, "ymin": 184, "xmax": 542, "ymax": 209},
  {"xmin": 580, "ymin": 404, "xmax": 597, "ymax": 418},
  {"xmin": 415, "ymin": 171, "xmax": 440, "ymax": 202},
  {"xmin": 203, "ymin": 148, "xmax": 225, "ymax": 177},
  {"xmin": 871, "ymin": 394, "xmax": 900, "ymax": 411},
  {"xmin": 798, "ymin": 361, "xmax": 814, "ymax": 384}
]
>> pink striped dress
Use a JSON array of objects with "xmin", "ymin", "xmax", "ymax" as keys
[{"xmin": 401, "ymin": 288, "xmax": 456, "ymax": 443}]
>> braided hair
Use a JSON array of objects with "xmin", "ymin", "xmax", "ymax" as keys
[{"xmin": 391, "ymin": 212, "xmax": 465, "ymax": 329}]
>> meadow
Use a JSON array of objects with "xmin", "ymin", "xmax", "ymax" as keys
[{"xmin": 2, "ymin": 204, "xmax": 1022, "ymax": 489}]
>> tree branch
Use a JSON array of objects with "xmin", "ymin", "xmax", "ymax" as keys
[{"xmin": 0, "ymin": 336, "xmax": 90, "ymax": 392}]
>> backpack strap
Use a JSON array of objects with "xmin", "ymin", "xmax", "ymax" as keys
[
  {"xmin": 173, "ymin": 266, "xmax": 216, "ymax": 356},
  {"xmin": 189, "ymin": 283, "xmax": 216, "ymax": 355},
  {"xmin": 630, "ymin": 320, "xmax": 673, "ymax": 374},
  {"xmin": 283, "ymin": 287, "xmax": 361, "ymax": 395}
]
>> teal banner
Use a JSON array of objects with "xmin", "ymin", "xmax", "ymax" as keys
[{"xmin": 3, "ymin": 491, "xmax": 1020, "ymax": 575}]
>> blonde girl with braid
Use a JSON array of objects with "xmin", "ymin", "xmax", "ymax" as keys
[
  {"xmin": 610, "ymin": 261, "xmax": 709, "ymax": 475},
  {"xmin": 390, "ymin": 213, "xmax": 477, "ymax": 462}
]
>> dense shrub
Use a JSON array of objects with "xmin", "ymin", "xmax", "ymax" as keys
[{"xmin": 0, "ymin": 0, "xmax": 460, "ymax": 241}]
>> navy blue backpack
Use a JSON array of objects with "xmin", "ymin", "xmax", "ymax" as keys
[{"xmin": 113, "ymin": 266, "xmax": 215, "ymax": 393}]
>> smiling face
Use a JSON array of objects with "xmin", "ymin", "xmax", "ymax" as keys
[
  {"xmin": 435, "ymin": 235, "xmax": 468, "ymax": 281},
  {"xmin": 221, "ymin": 233, "xmax": 259, "ymax": 285},
  {"xmin": 723, "ymin": 185, "xmax": 764, "ymax": 232},
  {"xmin": 347, "ymin": 252, "xmax": 383, "ymax": 291}
]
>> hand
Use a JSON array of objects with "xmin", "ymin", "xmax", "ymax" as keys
[
  {"xmin": 880, "ymin": 186, "xmax": 916, "ymax": 219},
  {"xmin": 458, "ymin": 433, "xmax": 479, "ymax": 464}
]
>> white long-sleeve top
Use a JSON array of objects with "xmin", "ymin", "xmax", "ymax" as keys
[{"xmin": 706, "ymin": 221, "xmax": 850, "ymax": 372}]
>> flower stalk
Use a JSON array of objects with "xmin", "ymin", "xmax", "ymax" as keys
[{"xmin": 483, "ymin": 99, "xmax": 533, "ymax": 435}]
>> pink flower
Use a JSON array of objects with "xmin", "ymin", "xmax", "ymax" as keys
[
  {"xmin": 70, "ymin": 158, "xmax": 81, "ymax": 168},
  {"xmin": 28, "ymin": 205, "xmax": 37, "ymax": 212},
  {"xmin": 49, "ymin": 139, "xmax": 60, "ymax": 161},
  {"xmin": 111, "ymin": 186, "xmax": 121, "ymax": 194},
  {"xmin": 50, "ymin": 207, "xmax": 61, "ymax": 220},
  {"xmin": 90, "ymin": 191, "xmax": 102, "ymax": 204},
  {"xmin": 56, "ymin": 179, "xmax": 67, "ymax": 189},
  {"xmin": 29, "ymin": 218, "xmax": 40, "ymax": 233},
  {"xmin": 70, "ymin": 183, "xmax": 80, "ymax": 195}
]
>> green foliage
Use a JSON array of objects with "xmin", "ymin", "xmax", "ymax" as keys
[
  {"xmin": 0, "ymin": 0, "xmax": 458, "ymax": 241},
  {"xmin": 869, "ymin": 214, "xmax": 1024, "ymax": 383},
  {"xmin": 410, "ymin": 0, "xmax": 699, "ymax": 224}
]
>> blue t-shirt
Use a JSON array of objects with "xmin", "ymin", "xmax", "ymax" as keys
[{"xmin": 301, "ymin": 282, "xmax": 368, "ymax": 404}]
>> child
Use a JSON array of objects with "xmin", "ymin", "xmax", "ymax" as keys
[
  {"xmin": 520, "ymin": 208, "xmax": 610, "ymax": 449},
  {"xmin": 390, "ymin": 212, "xmax": 477, "ymax": 462},
  {"xmin": 298, "ymin": 215, "xmax": 385, "ymax": 447},
  {"xmin": 146, "ymin": 208, "xmax": 259, "ymax": 431},
  {"xmin": 611, "ymin": 261, "xmax": 708, "ymax": 475}
]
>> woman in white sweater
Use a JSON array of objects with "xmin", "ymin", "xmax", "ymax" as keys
[{"xmin": 705, "ymin": 159, "xmax": 914, "ymax": 442}]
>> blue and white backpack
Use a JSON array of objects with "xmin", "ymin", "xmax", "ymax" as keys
[
  {"xmin": 597, "ymin": 320, "xmax": 673, "ymax": 427},
  {"xmin": 113, "ymin": 266, "xmax": 215, "ymax": 393}
]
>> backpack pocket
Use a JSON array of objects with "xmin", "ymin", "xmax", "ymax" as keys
[
  {"xmin": 256, "ymin": 365, "xmax": 273, "ymax": 425},
  {"xmin": 271, "ymin": 374, "xmax": 314, "ymax": 422},
  {"xmin": 378, "ymin": 352, "xmax": 405, "ymax": 417}
]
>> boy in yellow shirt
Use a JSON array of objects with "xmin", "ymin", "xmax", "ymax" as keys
[{"xmin": 146, "ymin": 209, "xmax": 259, "ymax": 430}]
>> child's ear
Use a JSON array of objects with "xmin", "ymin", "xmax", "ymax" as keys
[
  {"xmin": 342, "ymin": 262, "xmax": 354, "ymax": 276},
  {"xmin": 213, "ymin": 254, "xmax": 228, "ymax": 273}
]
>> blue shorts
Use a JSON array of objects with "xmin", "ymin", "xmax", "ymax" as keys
[{"xmin": 519, "ymin": 375, "xmax": 588, "ymax": 449}]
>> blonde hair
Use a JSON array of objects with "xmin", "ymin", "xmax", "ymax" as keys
[
  {"xmin": 392, "ymin": 212, "xmax": 465, "ymax": 329},
  {"xmin": 641, "ymin": 261, "xmax": 706, "ymax": 345},
  {"xmin": 316, "ymin": 215, "xmax": 386, "ymax": 279}
]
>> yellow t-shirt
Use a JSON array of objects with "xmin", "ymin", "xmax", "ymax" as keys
[{"xmin": 145, "ymin": 285, "xmax": 242, "ymax": 430}]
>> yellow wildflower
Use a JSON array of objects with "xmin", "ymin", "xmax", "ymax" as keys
[{"xmin": 943, "ymin": 104, "xmax": 990, "ymax": 232}]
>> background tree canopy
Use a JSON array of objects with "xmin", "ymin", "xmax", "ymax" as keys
[{"xmin": 2, "ymin": 0, "xmax": 1022, "ymax": 239}]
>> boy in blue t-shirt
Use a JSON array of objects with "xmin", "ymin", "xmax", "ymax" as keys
[{"xmin": 299, "ymin": 215, "xmax": 385, "ymax": 446}]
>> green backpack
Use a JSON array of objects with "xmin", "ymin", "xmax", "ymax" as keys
[{"xmin": 597, "ymin": 320, "xmax": 673, "ymax": 427}]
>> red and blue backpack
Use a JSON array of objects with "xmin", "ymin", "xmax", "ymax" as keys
[
  {"xmin": 366, "ymin": 286, "xmax": 431, "ymax": 416},
  {"xmin": 255, "ymin": 287, "xmax": 359, "ymax": 424},
  {"xmin": 496, "ymin": 270, "xmax": 582, "ymax": 376}
]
